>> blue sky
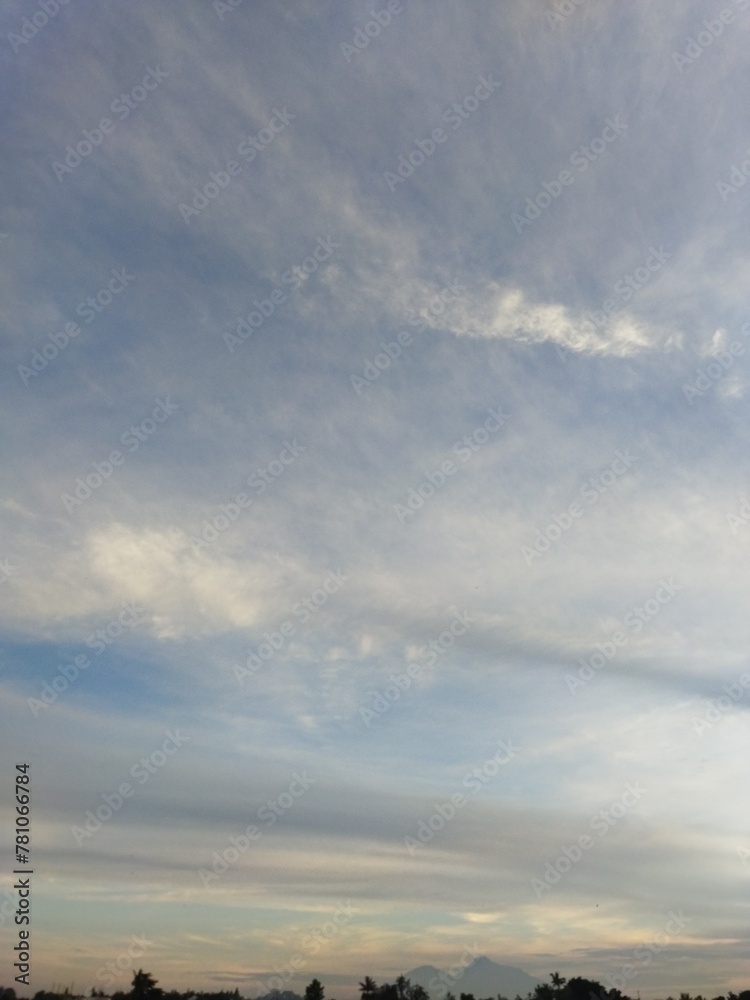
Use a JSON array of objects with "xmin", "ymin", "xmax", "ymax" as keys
[{"xmin": 1, "ymin": 0, "xmax": 750, "ymax": 996}]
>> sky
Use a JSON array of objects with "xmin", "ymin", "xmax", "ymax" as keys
[{"xmin": 1, "ymin": 0, "xmax": 750, "ymax": 997}]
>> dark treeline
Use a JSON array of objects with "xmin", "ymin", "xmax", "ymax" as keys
[{"xmin": 2, "ymin": 971, "xmax": 749, "ymax": 1000}]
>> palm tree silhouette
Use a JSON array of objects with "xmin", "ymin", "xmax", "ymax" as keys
[
  {"xmin": 551, "ymin": 974, "xmax": 567, "ymax": 995},
  {"xmin": 359, "ymin": 979, "xmax": 378, "ymax": 1000}
]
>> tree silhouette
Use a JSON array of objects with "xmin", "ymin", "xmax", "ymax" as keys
[
  {"xmin": 408, "ymin": 987, "xmax": 429, "ymax": 1000},
  {"xmin": 533, "ymin": 985, "xmax": 554, "ymax": 1000},
  {"xmin": 305, "ymin": 981, "xmax": 325, "ymax": 1000},
  {"xmin": 559, "ymin": 979, "xmax": 629, "ymax": 1000},
  {"xmin": 380, "ymin": 979, "xmax": 426, "ymax": 1000},
  {"xmin": 130, "ymin": 971, "xmax": 163, "ymax": 1000},
  {"xmin": 360, "ymin": 980, "xmax": 378, "ymax": 1000},
  {"xmin": 377, "ymin": 985, "xmax": 399, "ymax": 1000},
  {"xmin": 4, "ymin": 970, "xmax": 746, "ymax": 1000}
]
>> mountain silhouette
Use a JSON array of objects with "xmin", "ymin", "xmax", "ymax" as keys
[{"xmin": 405, "ymin": 956, "xmax": 541, "ymax": 998}]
